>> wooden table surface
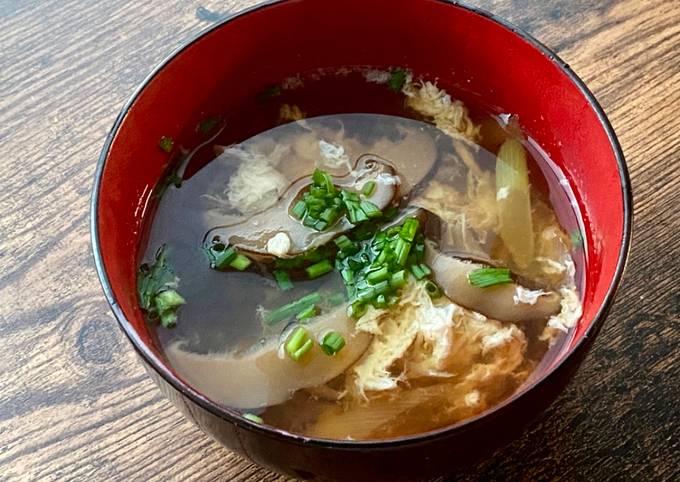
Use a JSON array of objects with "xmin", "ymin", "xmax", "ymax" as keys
[{"xmin": 1, "ymin": 0, "xmax": 678, "ymax": 480}]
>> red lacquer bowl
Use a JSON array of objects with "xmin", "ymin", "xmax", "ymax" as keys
[{"xmin": 91, "ymin": 1, "xmax": 632, "ymax": 480}]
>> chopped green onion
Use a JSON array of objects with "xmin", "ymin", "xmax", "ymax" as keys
[
  {"xmin": 348, "ymin": 300, "xmax": 367, "ymax": 319},
  {"xmin": 341, "ymin": 268, "xmax": 355, "ymax": 283},
  {"xmin": 410, "ymin": 264, "xmax": 425, "ymax": 280},
  {"xmin": 390, "ymin": 269, "xmax": 408, "ymax": 288},
  {"xmin": 388, "ymin": 69, "xmax": 408, "ymax": 91},
  {"xmin": 273, "ymin": 270, "xmax": 293, "ymax": 291},
  {"xmin": 285, "ymin": 327, "xmax": 314, "ymax": 362},
  {"xmin": 334, "ymin": 235, "xmax": 355, "ymax": 253},
  {"xmin": 367, "ymin": 266, "xmax": 390, "ymax": 284},
  {"xmin": 362, "ymin": 181, "xmax": 376, "ymax": 197},
  {"xmin": 230, "ymin": 253, "xmax": 252, "ymax": 271},
  {"xmin": 424, "ymin": 280, "xmax": 442, "ymax": 299},
  {"xmin": 263, "ymin": 292, "xmax": 322, "ymax": 325},
  {"xmin": 159, "ymin": 311, "xmax": 178, "ymax": 328},
  {"xmin": 410, "ymin": 263, "xmax": 432, "ymax": 280},
  {"xmin": 314, "ymin": 220, "xmax": 328, "ymax": 231},
  {"xmin": 414, "ymin": 242, "xmax": 425, "ymax": 261},
  {"xmin": 373, "ymin": 294, "xmax": 387, "ymax": 308},
  {"xmin": 154, "ymin": 289, "xmax": 186, "ymax": 312},
  {"xmin": 313, "ymin": 169, "xmax": 335, "ymax": 194},
  {"xmin": 372, "ymin": 280, "xmax": 390, "ymax": 295},
  {"xmin": 394, "ymin": 238, "xmax": 412, "ymax": 266},
  {"xmin": 400, "ymin": 217, "xmax": 420, "ymax": 242},
  {"xmin": 306, "ymin": 259, "xmax": 333, "ymax": 279},
  {"xmin": 243, "ymin": 413, "xmax": 264, "ymax": 424},
  {"xmin": 359, "ymin": 201, "xmax": 382, "ymax": 219},
  {"xmin": 303, "ymin": 215, "xmax": 318, "ymax": 228},
  {"xmin": 320, "ymin": 331, "xmax": 346, "ymax": 356},
  {"xmin": 468, "ymin": 267, "xmax": 513, "ymax": 288},
  {"xmin": 357, "ymin": 286, "xmax": 376, "ymax": 301},
  {"xmin": 158, "ymin": 136, "xmax": 174, "ymax": 153},
  {"xmin": 291, "ymin": 200, "xmax": 307, "ymax": 219},
  {"xmin": 296, "ymin": 304, "xmax": 319, "ymax": 321},
  {"xmin": 320, "ymin": 207, "xmax": 340, "ymax": 224},
  {"xmin": 207, "ymin": 245, "xmax": 237, "ymax": 270}
]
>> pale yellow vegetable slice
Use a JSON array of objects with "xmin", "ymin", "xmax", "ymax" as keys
[{"xmin": 496, "ymin": 138, "xmax": 534, "ymax": 268}]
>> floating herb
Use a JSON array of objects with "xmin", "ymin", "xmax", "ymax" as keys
[
  {"xmin": 137, "ymin": 244, "xmax": 185, "ymax": 327},
  {"xmin": 158, "ymin": 136, "xmax": 174, "ymax": 153}
]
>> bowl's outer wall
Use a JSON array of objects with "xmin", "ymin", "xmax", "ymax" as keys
[{"xmin": 94, "ymin": 0, "xmax": 629, "ymax": 479}]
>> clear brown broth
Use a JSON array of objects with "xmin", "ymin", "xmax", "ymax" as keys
[{"xmin": 141, "ymin": 72, "xmax": 585, "ymax": 440}]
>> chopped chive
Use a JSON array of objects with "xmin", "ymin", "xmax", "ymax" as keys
[
  {"xmin": 390, "ymin": 270, "xmax": 408, "ymax": 288},
  {"xmin": 314, "ymin": 220, "xmax": 328, "ymax": 231},
  {"xmin": 395, "ymin": 239, "xmax": 412, "ymax": 266},
  {"xmin": 366, "ymin": 266, "xmax": 390, "ymax": 284},
  {"xmin": 303, "ymin": 215, "xmax": 318, "ymax": 228},
  {"xmin": 159, "ymin": 136, "xmax": 174, "ymax": 153},
  {"xmin": 362, "ymin": 181, "xmax": 376, "ymax": 197},
  {"xmin": 341, "ymin": 190, "xmax": 360, "ymax": 202},
  {"xmin": 348, "ymin": 300, "xmax": 367, "ymax": 319},
  {"xmin": 400, "ymin": 217, "xmax": 420, "ymax": 242},
  {"xmin": 372, "ymin": 280, "xmax": 390, "ymax": 295},
  {"xmin": 320, "ymin": 331, "xmax": 346, "ymax": 356},
  {"xmin": 424, "ymin": 280, "xmax": 442, "ymax": 299},
  {"xmin": 155, "ymin": 289, "xmax": 186, "ymax": 311},
  {"xmin": 296, "ymin": 304, "xmax": 319, "ymax": 321},
  {"xmin": 468, "ymin": 267, "xmax": 513, "ymax": 288},
  {"xmin": 357, "ymin": 286, "xmax": 376, "ymax": 301},
  {"xmin": 159, "ymin": 311, "xmax": 178, "ymax": 328},
  {"xmin": 373, "ymin": 294, "xmax": 387, "ymax": 308},
  {"xmin": 285, "ymin": 327, "xmax": 313, "ymax": 362},
  {"xmin": 334, "ymin": 235, "xmax": 355, "ymax": 253},
  {"xmin": 418, "ymin": 263, "xmax": 432, "ymax": 277},
  {"xmin": 414, "ymin": 242, "xmax": 425, "ymax": 261},
  {"xmin": 273, "ymin": 270, "xmax": 293, "ymax": 291},
  {"xmin": 230, "ymin": 253, "xmax": 252, "ymax": 271},
  {"xmin": 243, "ymin": 413, "xmax": 263, "ymax": 424},
  {"xmin": 207, "ymin": 245, "xmax": 237, "ymax": 270},
  {"xmin": 312, "ymin": 169, "xmax": 336, "ymax": 195},
  {"xmin": 359, "ymin": 201, "xmax": 382, "ymax": 219},
  {"xmin": 410, "ymin": 264, "xmax": 425, "ymax": 280},
  {"xmin": 263, "ymin": 292, "xmax": 322, "ymax": 325},
  {"xmin": 341, "ymin": 268, "xmax": 355, "ymax": 283},
  {"xmin": 306, "ymin": 259, "xmax": 333, "ymax": 279},
  {"xmin": 291, "ymin": 200, "xmax": 307, "ymax": 219},
  {"xmin": 320, "ymin": 207, "xmax": 340, "ymax": 224}
]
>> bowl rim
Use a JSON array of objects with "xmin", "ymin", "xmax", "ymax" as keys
[{"xmin": 90, "ymin": 0, "xmax": 632, "ymax": 449}]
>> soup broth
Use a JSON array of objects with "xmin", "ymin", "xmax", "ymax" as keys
[{"xmin": 139, "ymin": 69, "xmax": 585, "ymax": 440}]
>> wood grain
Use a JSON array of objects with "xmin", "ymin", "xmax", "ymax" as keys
[{"xmin": 0, "ymin": 0, "xmax": 678, "ymax": 480}]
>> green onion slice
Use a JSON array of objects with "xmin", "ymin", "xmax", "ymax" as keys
[
  {"xmin": 306, "ymin": 259, "xmax": 333, "ymax": 279},
  {"xmin": 273, "ymin": 270, "xmax": 293, "ymax": 291},
  {"xmin": 263, "ymin": 292, "xmax": 322, "ymax": 325},
  {"xmin": 285, "ymin": 326, "xmax": 314, "ymax": 362},
  {"xmin": 468, "ymin": 267, "xmax": 513, "ymax": 288},
  {"xmin": 158, "ymin": 136, "xmax": 174, "ymax": 153},
  {"xmin": 320, "ymin": 331, "xmax": 346, "ymax": 356},
  {"xmin": 243, "ymin": 413, "xmax": 264, "ymax": 424}
]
